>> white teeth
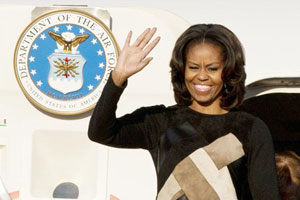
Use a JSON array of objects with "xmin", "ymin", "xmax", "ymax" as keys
[{"xmin": 195, "ymin": 85, "xmax": 211, "ymax": 89}]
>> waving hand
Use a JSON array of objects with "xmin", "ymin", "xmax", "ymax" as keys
[{"xmin": 112, "ymin": 28, "xmax": 160, "ymax": 86}]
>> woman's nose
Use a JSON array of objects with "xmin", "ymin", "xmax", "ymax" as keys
[{"xmin": 197, "ymin": 69, "xmax": 209, "ymax": 81}]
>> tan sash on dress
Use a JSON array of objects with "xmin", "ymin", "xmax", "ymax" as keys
[{"xmin": 157, "ymin": 133, "xmax": 245, "ymax": 200}]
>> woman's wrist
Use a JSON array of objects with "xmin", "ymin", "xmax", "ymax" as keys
[{"xmin": 111, "ymin": 69, "xmax": 127, "ymax": 87}]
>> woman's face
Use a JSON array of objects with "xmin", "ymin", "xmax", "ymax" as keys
[{"xmin": 184, "ymin": 42, "xmax": 224, "ymax": 112}]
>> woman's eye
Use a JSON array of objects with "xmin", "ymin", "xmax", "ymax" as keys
[
  {"xmin": 189, "ymin": 66, "xmax": 198, "ymax": 70},
  {"xmin": 208, "ymin": 67, "xmax": 219, "ymax": 71}
]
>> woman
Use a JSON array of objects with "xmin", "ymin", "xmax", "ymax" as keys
[
  {"xmin": 276, "ymin": 151, "xmax": 300, "ymax": 200},
  {"xmin": 88, "ymin": 24, "xmax": 281, "ymax": 200}
]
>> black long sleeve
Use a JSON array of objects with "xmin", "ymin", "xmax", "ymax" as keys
[
  {"xmin": 88, "ymin": 74, "xmax": 165, "ymax": 149},
  {"xmin": 248, "ymin": 118, "xmax": 281, "ymax": 200}
]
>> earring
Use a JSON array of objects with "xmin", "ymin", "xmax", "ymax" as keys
[{"xmin": 224, "ymin": 84, "xmax": 228, "ymax": 94}]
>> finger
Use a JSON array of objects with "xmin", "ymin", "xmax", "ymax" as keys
[
  {"xmin": 137, "ymin": 57, "xmax": 153, "ymax": 71},
  {"xmin": 133, "ymin": 28, "xmax": 151, "ymax": 47},
  {"xmin": 139, "ymin": 27, "xmax": 157, "ymax": 49},
  {"xmin": 143, "ymin": 36, "xmax": 160, "ymax": 58},
  {"xmin": 125, "ymin": 31, "xmax": 133, "ymax": 47},
  {"xmin": 9, "ymin": 191, "xmax": 19, "ymax": 198}
]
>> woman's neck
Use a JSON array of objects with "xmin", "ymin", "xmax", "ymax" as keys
[{"xmin": 189, "ymin": 100, "xmax": 228, "ymax": 115}]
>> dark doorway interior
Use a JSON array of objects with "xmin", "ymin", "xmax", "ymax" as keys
[{"xmin": 239, "ymin": 93, "xmax": 300, "ymax": 155}]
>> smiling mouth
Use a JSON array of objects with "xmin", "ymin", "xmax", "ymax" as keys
[{"xmin": 194, "ymin": 84, "xmax": 212, "ymax": 92}]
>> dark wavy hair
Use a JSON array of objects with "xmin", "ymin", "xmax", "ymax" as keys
[
  {"xmin": 170, "ymin": 24, "xmax": 246, "ymax": 110},
  {"xmin": 276, "ymin": 151, "xmax": 300, "ymax": 200}
]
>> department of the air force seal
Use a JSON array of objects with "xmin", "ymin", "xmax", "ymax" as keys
[{"xmin": 14, "ymin": 10, "xmax": 119, "ymax": 115}]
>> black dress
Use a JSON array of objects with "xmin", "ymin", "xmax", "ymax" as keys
[{"xmin": 88, "ymin": 75, "xmax": 281, "ymax": 200}]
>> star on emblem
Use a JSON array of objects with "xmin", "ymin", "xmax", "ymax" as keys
[
  {"xmin": 40, "ymin": 34, "xmax": 46, "ymax": 40},
  {"xmin": 95, "ymin": 75, "xmax": 101, "ymax": 81},
  {"xmin": 30, "ymin": 69, "xmax": 37, "ymax": 76},
  {"xmin": 29, "ymin": 56, "xmax": 35, "ymax": 62},
  {"xmin": 88, "ymin": 84, "xmax": 94, "ymax": 91},
  {"xmin": 97, "ymin": 50, "xmax": 103, "ymax": 56},
  {"xmin": 91, "ymin": 39, "xmax": 97, "ymax": 45},
  {"xmin": 66, "ymin": 24, "xmax": 73, "ymax": 30},
  {"xmin": 54, "ymin": 26, "xmax": 59, "ymax": 32},
  {"xmin": 32, "ymin": 44, "xmax": 38, "ymax": 50},
  {"xmin": 79, "ymin": 28, "xmax": 85, "ymax": 34},
  {"xmin": 37, "ymin": 80, "xmax": 43, "ymax": 87},
  {"xmin": 98, "ymin": 62, "xmax": 104, "ymax": 68}
]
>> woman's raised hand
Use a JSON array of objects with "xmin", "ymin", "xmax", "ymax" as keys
[{"xmin": 112, "ymin": 28, "xmax": 160, "ymax": 86}]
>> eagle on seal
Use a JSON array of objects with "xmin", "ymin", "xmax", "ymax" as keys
[{"xmin": 48, "ymin": 31, "xmax": 90, "ymax": 53}]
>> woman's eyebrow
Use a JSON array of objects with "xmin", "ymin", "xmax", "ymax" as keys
[
  {"xmin": 206, "ymin": 62, "xmax": 221, "ymax": 67},
  {"xmin": 186, "ymin": 60, "xmax": 221, "ymax": 66}
]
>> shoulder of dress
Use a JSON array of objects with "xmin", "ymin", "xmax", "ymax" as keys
[
  {"xmin": 165, "ymin": 104, "xmax": 179, "ymax": 111},
  {"xmin": 230, "ymin": 108, "xmax": 259, "ymax": 121},
  {"xmin": 232, "ymin": 110, "xmax": 270, "ymax": 137},
  {"xmin": 135, "ymin": 104, "xmax": 170, "ymax": 116}
]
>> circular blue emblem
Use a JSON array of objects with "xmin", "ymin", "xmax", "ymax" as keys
[{"xmin": 14, "ymin": 10, "xmax": 119, "ymax": 115}]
